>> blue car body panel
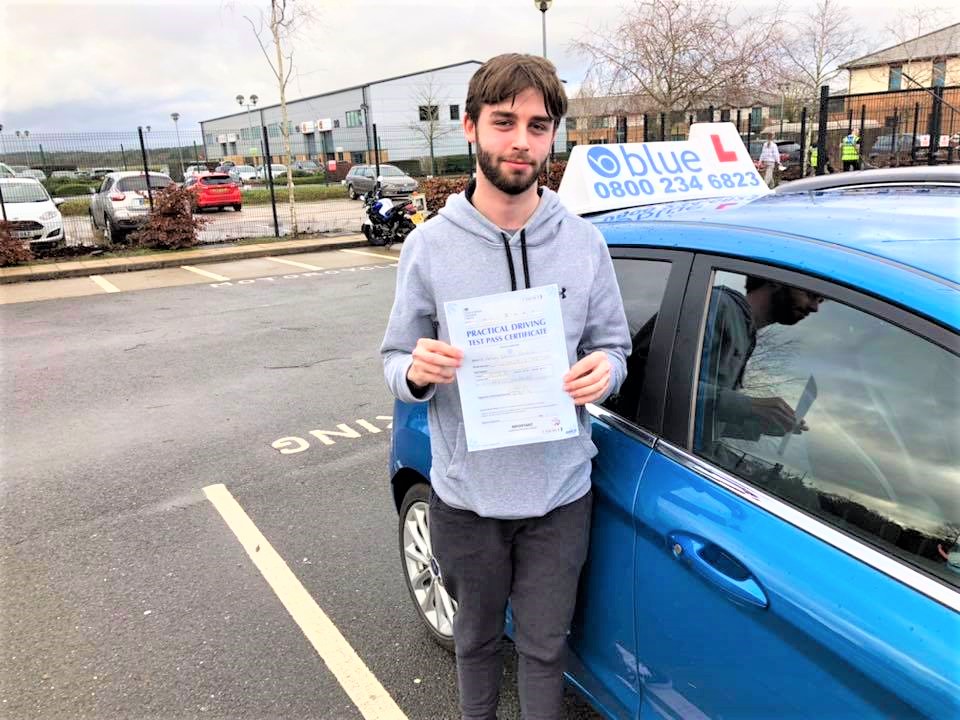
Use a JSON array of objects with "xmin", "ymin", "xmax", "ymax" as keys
[{"xmin": 389, "ymin": 187, "xmax": 960, "ymax": 719}]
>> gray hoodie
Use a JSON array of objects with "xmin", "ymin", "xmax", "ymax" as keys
[{"xmin": 380, "ymin": 185, "xmax": 630, "ymax": 519}]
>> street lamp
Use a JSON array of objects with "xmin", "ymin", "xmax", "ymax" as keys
[
  {"xmin": 170, "ymin": 112, "xmax": 185, "ymax": 178},
  {"xmin": 534, "ymin": 0, "xmax": 552, "ymax": 59},
  {"xmin": 237, "ymin": 93, "xmax": 261, "ymax": 163}
]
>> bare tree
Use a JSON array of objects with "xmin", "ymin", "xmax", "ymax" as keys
[
  {"xmin": 778, "ymin": 0, "xmax": 860, "ymax": 105},
  {"xmin": 245, "ymin": 0, "xmax": 315, "ymax": 235},
  {"xmin": 571, "ymin": 0, "xmax": 784, "ymax": 117},
  {"xmin": 407, "ymin": 75, "xmax": 455, "ymax": 176}
]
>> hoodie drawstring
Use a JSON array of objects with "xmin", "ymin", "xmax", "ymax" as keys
[{"xmin": 501, "ymin": 228, "xmax": 531, "ymax": 291}]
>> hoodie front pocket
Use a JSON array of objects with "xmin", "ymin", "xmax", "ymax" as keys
[{"xmin": 444, "ymin": 422, "xmax": 468, "ymax": 483}]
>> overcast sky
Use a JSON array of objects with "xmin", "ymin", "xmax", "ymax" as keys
[{"xmin": 1, "ymin": 0, "xmax": 956, "ymax": 135}]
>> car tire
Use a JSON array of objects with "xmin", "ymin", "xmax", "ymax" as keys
[
  {"xmin": 399, "ymin": 482, "xmax": 456, "ymax": 653},
  {"xmin": 233, "ymin": 205, "xmax": 241, "ymax": 212},
  {"xmin": 348, "ymin": 184, "xmax": 357, "ymax": 200},
  {"xmin": 104, "ymin": 217, "xmax": 115, "ymax": 244}
]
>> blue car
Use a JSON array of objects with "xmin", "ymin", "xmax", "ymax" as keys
[{"xmin": 388, "ymin": 170, "xmax": 960, "ymax": 719}]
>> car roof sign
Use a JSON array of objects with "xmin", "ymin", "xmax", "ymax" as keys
[{"xmin": 558, "ymin": 122, "xmax": 770, "ymax": 215}]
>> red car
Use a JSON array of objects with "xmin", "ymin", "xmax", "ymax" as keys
[{"xmin": 185, "ymin": 172, "xmax": 242, "ymax": 211}]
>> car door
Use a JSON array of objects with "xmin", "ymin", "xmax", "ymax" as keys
[
  {"xmin": 567, "ymin": 248, "xmax": 693, "ymax": 720},
  {"xmin": 93, "ymin": 178, "xmax": 111, "ymax": 226},
  {"xmin": 631, "ymin": 251, "xmax": 959, "ymax": 719}
]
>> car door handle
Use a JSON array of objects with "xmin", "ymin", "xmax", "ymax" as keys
[{"xmin": 667, "ymin": 532, "xmax": 768, "ymax": 608}]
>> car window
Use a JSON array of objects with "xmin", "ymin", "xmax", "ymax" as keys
[
  {"xmin": 0, "ymin": 183, "xmax": 50, "ymax": 202},
  {"xmin": 600, "ymin": 258, "xmax": 673, "ymax": 427},
  {"xmin": 117, "ymin": 176, "xmax": 172, "ymax": 192},
  {"xmin": 100, "ymin": 178, "xmax": 112, "ymax": 193},
  {"xmin": 201, "ymin": 176, "xmax": 234, "ymax": 186},
  {"xmin": 692, "ymin": 270, "xmax": 960, "ymax": 588},
  {"xmin": 381, "ymin": 166, "xmax": 405, "ymax": 177}
]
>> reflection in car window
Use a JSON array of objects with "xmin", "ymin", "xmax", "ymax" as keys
[
  {"xmin": 0, "ymin": 183, "xmax": 50, "ymax": 202},
  {"xmin": 693, "ymin": 271, "xmax": 960, "ymax": 587},
  {"xmin": 601, "ymin": 259, "xmax": 671, "ymax": 426},
  {"xmin": 117, "ymin": 176, "xmax": 172, "ymax": 192}
]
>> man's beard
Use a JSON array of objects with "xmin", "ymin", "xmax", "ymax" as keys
[
  {"xmin": 475, "ymin": 135, "xmax": 548, "ymax": 196},
  {"xmin": 771, "ymin": 285, "xmax": 806, "ymax": 325}
]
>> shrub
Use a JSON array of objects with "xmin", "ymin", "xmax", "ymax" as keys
[
  {"xmin": 49, "ymin": 183, "xmax": 96, "ymax": 198},
  {"xmin": 0, "ymin": 221, "xmax": 34, "ymax": 266},
  {"xmin": 128, "ymin": 185, "xmax": 208, "ymax": 250},
  {"xmin": 59, "ymin": 199, "xmax": 89, "ymax": 217},
  {"xmin": 418, "ymin": 160, "xmax": 568, "ymax": 216}
]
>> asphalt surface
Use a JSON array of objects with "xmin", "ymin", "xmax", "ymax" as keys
[{"xmin": 0, "ymin": 249, "xmax": 601, "ymax": 720}]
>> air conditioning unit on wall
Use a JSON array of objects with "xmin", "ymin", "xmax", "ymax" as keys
[
  {"xmin": 299, "ymin": 121, "xmax": 315, "ymax": 134},
  {"xmin": 317, "ymin": 118, "xmax": 333, "ymax": 132},
  {"xmin": 216, "ymin": 134, "xmax": 228, "ymax": 144}
]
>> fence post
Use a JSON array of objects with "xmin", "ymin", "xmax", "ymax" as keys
[
  {"xmin": 911, "ymin": 102, "xmax": 920, "ymax": 163},
  {"xmin": 372, "ymin": 123, "xmax": 381, "ymax": 180},
  {"xmin": 799, "ymin": 106, "xmax": 808, "ymax": 175},
  {"xmin": 467, "ymin": 141, "xmax": 474, "ymax": 179},
  {"xmin": 643, "ymin": 113, "xmax": 649, "ymax": 143},
  {"xmin": 708, "ymin": 105, "xmax": 714, "ymax": 122},
  {"xmin": 659, "ymin": 112, "xmax": 666, "ymax": 141},
  {"xmin": 39, "ymin": 144, "xmax": 47, "ymax": 173},
  {"xmin": 736, "ymin": 109, "xmax": 742, "ymax": 138},
  {"xmin": 137, "ymin": 126, "xmax": 154, "ymax": 210},
  {"xmin": 891, "ymin": 108, "xmax": 901, "ymax": 166},
  {"xmin": 0, "ymin": 182, "xmax": 7, "ymax": 222},
  {"xmin": 928, "ymin": 85, "xmax": 944, "ymax": 166},
  {"xmin": 858, "ymin": 104, "xmax": 866, "ymax": 170},
  {"xmin": 261, "ymin": 124, "xmax": 280, "ymax": 238},
  {"xmin": 120, "ymin": 144, "xmax": 128, "ymax": 170},
  {"xmin": 816, "ymin": 85, "xmax": 829, "ymax": 175},
  {"xmin": 846, "ymin": 108, "xmax": 853, "ymax": 135}
]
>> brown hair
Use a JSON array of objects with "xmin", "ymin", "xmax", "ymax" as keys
[{"xmin": 465, "ymin": 54, "xmax": 567, "ymax": 126}]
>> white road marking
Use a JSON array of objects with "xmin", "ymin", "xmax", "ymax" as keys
[
  {"xmin": 89, "ymin": 275, "xmax": 121, "ymax": 293},
  {"xmin": 339, "ymin": 249, "xmax": 399, "ymax": 261},
  {"xmin": 181, "ymin": 265, "xmax": 230, "ymax": 281},
  {"xmin": 265, "ymin": 256, "xmax": 324, "ymax": 271},
  {"xmin": 203, "ymin": 484, "xmax": 408, "ymax": 720}
]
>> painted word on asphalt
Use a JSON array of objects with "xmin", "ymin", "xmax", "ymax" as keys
[
  {"xmin": 273, "ymin": 416, "xmax": 394, "ymax": 454},
  {"xmin": 209, "ymin": 264, "xmax": 397, "ymax": 288}
]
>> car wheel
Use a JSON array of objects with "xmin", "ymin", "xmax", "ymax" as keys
[
  {"xmin": 104, "ymin": 217, "xmax": 114, "ymax": 244},
  {"xmin": 399, "ymin": 482, "xmax": 456, "ymax": 652},
  {"xmin": 348, "ymin": 184, "xmax": 357, "ymax": 200},
  {"xmin": 233, "ymin": 205, "xmax": 242, "ymax": 212}
]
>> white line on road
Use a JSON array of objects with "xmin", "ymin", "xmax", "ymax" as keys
[
  {"xmin": 202, "ymin": 483, "xmax": 408, "ymax": 720},
  {"xmin": 89, "ymin": 275, "xmax": 121, "ymax": 293},
  {"xmin": 339, "ymin": 249, "xmax": 400, "ymax": 262},
  {"xmin": 181, "ymin": 265, "xmax": 231, "ymax": 281},
  {"xmin": 264, "ymin": 256, "xmax": 324, "ymax": 271}
]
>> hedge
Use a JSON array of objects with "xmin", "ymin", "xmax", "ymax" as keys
[{"xmin": 418, "ymin": 160, "xmax": 567, "ymax": 215}]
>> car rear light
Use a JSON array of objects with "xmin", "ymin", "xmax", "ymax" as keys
[{"xmin": 110, "ymin": 192, "xmax": 126, "ymax": 201}]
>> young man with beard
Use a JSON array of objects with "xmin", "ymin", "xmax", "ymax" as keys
[{"xmin": 380, "ymin": 54, "xmax": 630, "ymax": 719}]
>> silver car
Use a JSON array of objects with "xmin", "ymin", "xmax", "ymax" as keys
[
  {"xmin": 89, "ymin": 171, "xmax": 174, "ymax": 244},
  {"xmin": 343, "ymin": 164, "xmax": 418, "ymax": 199}
]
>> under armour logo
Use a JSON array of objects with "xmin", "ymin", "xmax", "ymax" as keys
[{"xmin": 560, "ymin": 287, "xmax": 567, "ymax": 299}]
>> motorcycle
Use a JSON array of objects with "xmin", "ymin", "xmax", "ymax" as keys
[{"xmin": 360, "ymin": 184, "xmax": 418, "ymax": 249}]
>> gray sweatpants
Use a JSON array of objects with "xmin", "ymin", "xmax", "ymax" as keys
[{"xmin": 429, "ymin": 489, "xmax": 593, "ymax": 720}]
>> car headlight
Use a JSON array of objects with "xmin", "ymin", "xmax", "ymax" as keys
[{"xmin": 40, "ymin": 210, "xmax": 59, "ymax": 221}]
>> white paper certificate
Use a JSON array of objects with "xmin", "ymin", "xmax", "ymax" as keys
[{"xmin": 445, "ymin": 284, "xmax": 579, "ymax": 452}]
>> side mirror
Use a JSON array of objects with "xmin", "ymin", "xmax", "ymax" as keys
[{"xmin": 53, "ymin": 198, "xmax": 66, "ymax": 207}]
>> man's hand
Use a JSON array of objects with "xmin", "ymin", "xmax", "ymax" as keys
[
  {"xmin": 407, "ymin": 338, "xmax": 463, "ymax": 389},
  {"xmin": 563, "ymin": 351, "xmax": 611, "ymax": 406},
  {"xmin": 749, "ymin": 397, "xmax": 808, "ymax": 436}
]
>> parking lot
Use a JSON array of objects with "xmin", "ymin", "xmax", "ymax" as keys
[{"xmin": 0, "ymin": 247, "xmax": 600, "ymax": 720}]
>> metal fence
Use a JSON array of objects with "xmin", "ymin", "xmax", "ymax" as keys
[{"xmin": 2, "ymin": 87, "xmax": 956, "ymax": 250}]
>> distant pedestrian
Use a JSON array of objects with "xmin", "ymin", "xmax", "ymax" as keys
[
  {"xmin": 759, "ymin": 134, "xmax": 781, "ymax": 188},
  {"xmin": 840, "ymin": 132, "xmax": 861, "ymax": 171}
]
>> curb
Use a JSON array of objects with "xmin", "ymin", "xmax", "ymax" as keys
[{"xmin": 0, "ymin": 236, "xmax": 372, "ymax": 285}]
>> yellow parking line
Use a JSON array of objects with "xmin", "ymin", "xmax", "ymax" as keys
[
  {"xmin": 89, "ymin": 275, "xmax": 121, "ymax": 293},
  {"xmin": 181, "ymin": 265, "xmax": 230, "ymax": 281},
  {"xmin": 339, "ymin": 249, "xmax": 399, "ymax": 262},
  {"xmin": 202, "ymin": 484, "xmax": 408, "ymax": 720},
  {"xmin": 265, "ymin": 256, "xmax": 324, "ymax": 271}
]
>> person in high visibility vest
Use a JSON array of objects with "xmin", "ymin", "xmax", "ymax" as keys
[
  {"xmin": 840, "ymin": 133, "xmax": 860, "ymax": 171},
  {"xmin": 808, "ymin": 145, "xmax": 819, "ymax": 176}
]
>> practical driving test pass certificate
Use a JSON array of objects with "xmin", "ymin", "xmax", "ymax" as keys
[{"xmin": 445, "ymin": 285, "xmax": 579, "ymax": 452}]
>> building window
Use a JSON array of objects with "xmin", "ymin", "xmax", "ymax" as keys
[
  {"xmin": 933, "ymin": 59, "xmax": 946, "ymax": 87},
  {"xmin": 589, "ymin": 116, "xmax": 610, "ymax": 129},
  {"xmin": 346, "ymin": 110, "xmax": 363, "ymax": 128},
  {"xmin": 589, "ymin": 139, "xmax": 607, "ymax": 144},
  {"xmin": 720, "ymin": 108, "xmax": 731, "ymax": 122},
  {"xmin": 337, "ymin": 151, "xmax": 344, "ymax": 161},
  {"xmin": 333, "ymin": 119, "xmax": 340, "ymax": 128},
  {"xmin": 750, "ymin": 107, "xmax": 762, "ymax": 131},
  {"xmin": 351, "ymin": 151, "xmax": 364, "ymax": 164},
  {"xmin": 450, "ymin": 104, "xmax": 460, "ymax": 120},
  {"xmin": 889, "ymin": 64, "xmax": 902, "ymax": 90},
  {"xmin": 419, "ymin": 105, "xmax": 439, "ymax": 121}
]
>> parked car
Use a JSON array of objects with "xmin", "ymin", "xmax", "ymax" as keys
[
  {"xmin": 215, "ymin": 161, "xmax": 236, "ymax": 172},
  {"xmin": 0, "ymin": 178, "xmax": 65, "ymax": 250},
  {"xmin": 343, "ymin": 164, "xmax": 418, "ymax": 199},
  {"xmin": 227, "ymin": 165, "xmax": 258, "ymax": 184},
  {"xmin": 255, "ymin": 164, "xmax": 288, "ymax": 180},
  {"xmin": 49, "ymin": 170, "xmax": 80, "ymax": 180},
  {"xmin": 184, "ymin": 172, "xmax": 242, "ymax": 212},
  {"xmin": 88, "ymin": 171, "xmax": 174, "ymax": 244},
  {"xmin": 291, "ymin": 160, "xmax": 323, "ymax": 175},
  {"xmin": 90, "ymin": 167, "xmax": 117, "ymax": 180},
  {"xmin": 184, "ymin": 164, "xmax": 213, "ymax": 183},
  {"xmin": 15, "ymin": 168, "xmax": 47, "ymax": 181},
  {"xmin": 389, "ymin": 166, "xmax": 960, "ymax": 718}
]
